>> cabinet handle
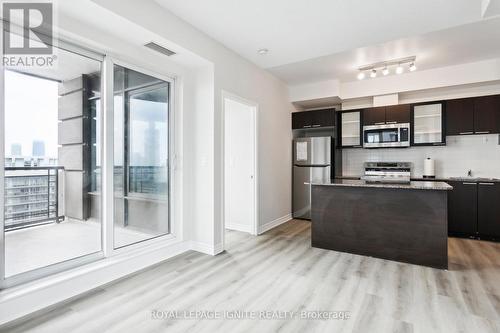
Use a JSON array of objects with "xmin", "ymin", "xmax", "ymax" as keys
[
  {"xmin": 374, "ymin": 122, "xmax": 385, "ymax": 125},
  {"xmin": 303, "ymin": 125, "xmax": 312, "ymax": 128},
  {"xmin": 475, "ymin": 131, "xmax": 490, "ymax": 134},
  {"xmin": 386, "ymin": 121, "xmax": 397, "ymax": 124},
  {"xmin": 459, "ymin": 132, "xmax": 473, "ymax": 135},
  {"xmin": 463, "ymin": 182, "xmax": 476, "ymax": 185},
  {"xmin": 312, "ymin": 124, "xmax": 321, "ymax": 128},
  {"xmin": 303, "ymin": 182, "xmax": 310, "ymax": 185},
  {"xmin": 479, "ymin": 182, "xmax": 495, "ymax": 185}
]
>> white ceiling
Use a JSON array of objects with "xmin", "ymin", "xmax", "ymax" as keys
[
  {"xmin": 155, "ymin": 0, "xmax": 483, "ymax": 70},
  {"xmin": 270, "ymin": 16, "xmax": 500, "ymax": 84}
]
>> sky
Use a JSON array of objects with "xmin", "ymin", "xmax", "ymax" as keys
[
  {"xmin": 5, "ymin": 70, "xmax": 59, "ymax": 158},
  {"xmin": 4, "ymin": 70, "xmax": 169, "ymax": 166}
]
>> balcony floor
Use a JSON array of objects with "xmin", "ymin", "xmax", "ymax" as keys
[{"xmin": 5, "ymin": 219, "xmax": 155, "ymax": 277}]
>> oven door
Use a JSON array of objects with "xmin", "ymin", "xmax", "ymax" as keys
[{"xmin": 363, "ymin": 124, "xmax": 409, "ymax": 148}]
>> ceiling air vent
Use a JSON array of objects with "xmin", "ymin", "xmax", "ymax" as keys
[{"xmin": 144, "ymin": 42, "xmax": 176, "ymax": 56}]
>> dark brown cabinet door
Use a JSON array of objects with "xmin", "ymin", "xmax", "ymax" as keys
[
  {"xmin": 478, "ymin": 182, "xmax": 500, "ymax": 239},
  {"xmin": 363, "ymin": 107, "xmax": 386, "ymax": 126},
  {"xmin": 292, "ymin": 111, "xmax": 312, "ymax": 129},
  {"xmin": 448, "ymin": 181, "xmax": 478, "ymax": 236},
  {"xmin": 446, "ymin": 98, "xmax": 474, "ymax": 135},
  {"xmin": 385, "ymin": 104, "xmax": 411, "ymax": 124},
  {"xmin": 312, "ymin": 109, "xmax": 335, "ymax": 128},
  {"xmin": 474, "ymin": 95, "xmax": 500, "ymax": 134}
]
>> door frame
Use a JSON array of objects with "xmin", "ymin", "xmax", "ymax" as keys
[{"xmin": 221, "ymin": 91, "xmax": 258, "ymax": 251}]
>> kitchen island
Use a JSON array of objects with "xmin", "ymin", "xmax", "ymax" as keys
[{"xmin": 311, "ymin": 179, "xmax": 453, "ymax": 269}]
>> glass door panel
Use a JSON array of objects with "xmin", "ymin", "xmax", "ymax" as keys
[
  {"xmin": 3, "ymin": 46, "xmax": 102, "ymax": 278},
  {"xmin": 413, "ymin": 103, "xmax": 443, "ymax": 144},
  {"xmin": 113, "ymin": 65, "xmax": 170, "ymax": 248}
]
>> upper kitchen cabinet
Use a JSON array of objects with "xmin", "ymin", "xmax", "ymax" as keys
[
  {"xmin": 291, "ymin": 109, "xmax": 335, "ymax": 129},
  {"xmin": 312, "ymin": 109, "xmax": 335, "ymax": 128},
  {"xmin": 385, "ymin": 104, "xmax": 411, "ymax": 124},
  {"xmin": 411, "ymin": 102, "xmax": 445, "ymax": 146},
  {"xmin": 446, "ymin": 95, "xmax": 500, "ymax": 135},
  {"xmin": 474, "ymin": 94, "xmax": 500, "ymax": 134},
  {"xmin": 362, "ymin": 105, "xmax": 410, "ymax": 126},
  {"xmin": 292, "ymin": 111, "xmax": 311, "ymax": 129},
  {"xmin": 339, "ymin": 110, "xmax": 362, "ymax": 147},
  {"xmin": 446, "ymin": 98, "xmax": 475, "ymax": 135},
  {"xmin": 363, "ymin": 106, "xmax": 386, "ymax": 126}
]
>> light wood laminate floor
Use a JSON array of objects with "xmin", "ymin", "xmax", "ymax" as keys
[{"xmin": 2, "ymin": 219, "xmax": 500, "ymax": 333}]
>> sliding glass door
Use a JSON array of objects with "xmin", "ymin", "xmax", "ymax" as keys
[
  {"xmin": 113, "ymin": 65, "xmax": 170, "ymax": 249},
  {"xmin": 0, "ymin": 43, "xmax": 174, "ymax": 289},
  {"xmin": 1, "ymin": 44, "xmax": 103, "ymax": 283}
]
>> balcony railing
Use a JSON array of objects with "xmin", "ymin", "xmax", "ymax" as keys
[{"xmin": 4, "ymin": 166, "xmax": 64, "ymax": 231}]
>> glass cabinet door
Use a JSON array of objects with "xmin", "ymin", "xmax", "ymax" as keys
[
  {"xmin": 413, "ymin": 103, "xmax": 444, "ymax": 145},
  {"xmin": 341, "ymin": 111, "xmax": 361, "ymax": 147}
]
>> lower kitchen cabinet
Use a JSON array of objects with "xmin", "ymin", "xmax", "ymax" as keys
[
  {"xmin": 447, "ymin": 181, "xmax": 478, "ymax": 236},
  {"xmin": 478, "ymin": 182, "xmax": 500, "ymax": 240}
]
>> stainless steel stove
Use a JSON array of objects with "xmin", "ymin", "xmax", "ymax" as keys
[{"xmin": 361, "ymin": 162, "xmax": 411, "ymax": 184}]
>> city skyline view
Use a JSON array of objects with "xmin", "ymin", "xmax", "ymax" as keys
[{"xmin": 4, "ymin": 70, "xmax": 59, "ymax": 158}]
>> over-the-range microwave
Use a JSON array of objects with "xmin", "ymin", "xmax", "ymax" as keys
[{"xmin": 363, "ymin": 123, "xmax": 410, "ymax": 148}]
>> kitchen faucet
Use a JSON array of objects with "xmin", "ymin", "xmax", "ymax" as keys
[{"xmin": 467, "ymin": 169, "xmax": 472, "ymax": 177}]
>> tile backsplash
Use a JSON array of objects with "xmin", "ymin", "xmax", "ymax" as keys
[{"xmin": 342, "ymin": 134, "xmax": 500, "ymax": 178}]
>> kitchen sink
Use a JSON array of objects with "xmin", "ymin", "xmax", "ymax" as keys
[{"xmin": 449, "ymin": 177, "xmax": 500, "ymax": 181}]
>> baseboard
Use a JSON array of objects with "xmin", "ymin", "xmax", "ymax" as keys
[
  {"xmin": 213, "ymin": 242, "xmax": 224, "ymax": 255},
  {"xmin": 292, "ymin": 207, "xmax": 309, "ymax": 219},
  {"xmin": 226, "ymin": 222, "xmax": 253, "ymax": 234},
  {"xmin": 190, "ymin": 241, "xmax": 224, "ymax": 256},
  {"xmin": 258, "ymin": 213, "xmax": 292, "ymax": 235}
]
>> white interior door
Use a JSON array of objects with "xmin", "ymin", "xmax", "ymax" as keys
[{"xmin": 224, "ymin": 97, "xmax": 256, "ymax": 235}]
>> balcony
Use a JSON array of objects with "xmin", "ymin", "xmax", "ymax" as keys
[
  {"xmin": 4, "ymin": 167, "xmax": 160, "ymax": 277},
  {"xmin": 4, "ymin": 166, "xmax": 64, "ymax": 231}
]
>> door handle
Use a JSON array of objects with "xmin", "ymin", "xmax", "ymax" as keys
[{"xmin": 459, "ymin": 132, "xmax": 473, "ymax": 135}]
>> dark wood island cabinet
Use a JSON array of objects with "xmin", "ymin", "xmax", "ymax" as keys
[{"xmin": 311, "ymin": 180, "xmax": 452, "ymax": 269}]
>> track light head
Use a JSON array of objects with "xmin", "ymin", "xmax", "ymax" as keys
[{"xmin": 396, "ymin": 64, "xmax": 404, "ymax": 74}]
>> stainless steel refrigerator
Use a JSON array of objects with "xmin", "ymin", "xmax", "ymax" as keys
[{"xmin": 292, "ymin": 137, "xmax": 332, "ymax": 220}]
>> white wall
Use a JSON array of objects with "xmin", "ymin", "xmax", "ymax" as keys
[
  {"xmin": 289, "ymin": 58, "xmax": 500, "ymax": 104},
  {"xmin": 289, "ymin": 79, "xmax": 340, "ymax": 102},
  {"xmin": 91, "ymin": 0, "xmax": 293, "ymax": 251},
  {"xmin": 343, "ymin": 134, "xmax": 500, "ymax": 178}
]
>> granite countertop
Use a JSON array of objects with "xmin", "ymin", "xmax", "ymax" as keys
[
  {"xmin": 313, "ymin": 179, "xmax": 453, "ymax": 191},
  {"xmin": 337, "ymin": 176, "xmax": 500, "ymax": 183}
]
